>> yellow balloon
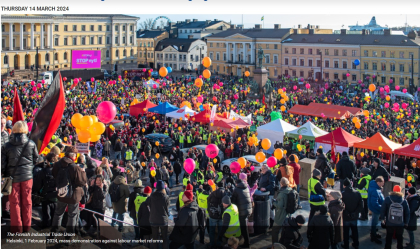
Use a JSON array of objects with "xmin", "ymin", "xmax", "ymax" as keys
[
  {"xmin": 255, "ymin": 152, "xmax": 266, "ymax": 163},
  {"xmin": 155, "ymin": 141, "xmax": 160, "ymax": 146},
  {"xmin": 71, "ymin": 113, "xmax": 83, "ymax": 128},
  {"xmin": 274, "ymin": 149, "xmax": 283, "ymax": 160},
  {"xmin": 360, "ymin": 152, "xmax": 365, "ymax": 157},
  {"xmin": 90, "ymin": 134, "xmax": 101, "ymax": 142},
  {"xmin": 91, "ymin": 122, "xmax": 105, "ymax": 135},
  {"xmin": 155, "ymin": 153, "xmax": 160, "ymax": 159},
  {"xmin": 80, "ymin": 116, "xmax": 93, "ymax": 130},
  {"xmin": 261, "ymin": 138, "xmax": 271, "ymax": 150},
  {"xmin": 378, "ymin": 146, "xmax": 383, "ymax": 151},
  {"xmin": 151, "ymin": 170, "xmax": 156, "ymax": 177},
  {"xmin": 78, "ymin": 130, "xmax": 91, "ymax": 143},
  {"xmin": 213, "ymin": 158, "xmax": 217, "ymax": 163}
]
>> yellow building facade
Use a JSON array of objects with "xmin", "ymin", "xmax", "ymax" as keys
[
  {"xmin": 1, "ymin": 14, "xmax": 139, "ymax": 74},
  {"xmin": 137, "ymin": 30, "xmax": 169, "ymax": 68}
]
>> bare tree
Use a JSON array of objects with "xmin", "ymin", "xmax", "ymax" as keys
[
  {"xmin": 139, "ymin": 18, "xmax": 154, "ymax": 30},
  {"xmin": 159, "ymin": 19, "xmax": 168, "ymax": 29}
]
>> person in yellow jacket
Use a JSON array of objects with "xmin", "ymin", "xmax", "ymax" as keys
[
  {"xmin": 308, "ymin": 169, "xmax": 326, "ymax": 223},
  {"xmin": 357, "ymin": 167, "xmax": 371, "ymax": 220},
  {"xmin": 217, "ymin": 196, "xmax": 241, "ymax": 244}
]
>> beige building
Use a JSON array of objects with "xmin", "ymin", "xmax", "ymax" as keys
[
  {"xmin": 137, "ymin": 30, "xmax": 168, "ymax": 68},
  {"xmin": 1, "ymin": 14, "xmax": 139, "ymax": 75}
]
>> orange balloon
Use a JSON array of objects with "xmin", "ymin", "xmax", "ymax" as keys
[
  {"xmin": 90, "ymin": 115, "xmax": 98, "ymax": 123},
  {"xmin": 245, "ymin": 71, "xmax": 250, "ymax": 77},
  {"xmin": 281, "ymin": 106, "xmax": 286, "ymax": 112},
  {"xmin": 238, "ymin": 157, "xmax": 247, "ymax": 168},
  {"xmin": 71, "ymin": 113, "xmax": 83, "ymax": 128},
  {"xmin": 78, "ymin": 130, "xmax": 91, "ymax": 143},
  {"xmin": 202, "ymin": 57, "xmax": 212, "ymax": 68},
  {"xmin": 155, "ymin": 153, "xmax": 160, "ymax": 159},
  {"xmin": 195, "ymin": 78, "xmax": 203, "ymax": 88},
  {"xmin": 159, "ymin": 67, "xmax": 168, "ymax": 77},
  {"xmin": 91, "ymin": 122, "xmax": 105, "ymax": 135},
  {"xmin": 355, "ymin": 122, "xmax": 361, "ymax": 129},
  {"xmin": 255, "ymin": 152, "xmax": 266, "ymax": 163},
  {"xmin": 261, "ymin": 138, "xmax": 271, "ymax": 150},
  {"xmin": 90, "ymin": 134, "xmax": 101, "ymax": 142},
  {"xmin": 363, "ymin": 110, "xmax": 369, "ymax": 117},
  {"xmin": 378, "ymin": 146, "xmax": 383, "ymax": 151},
  {"xmin": 369, "ymin": 84, "xmax": 376, "ymax": 92},
  {"xmin": 203, "ymin": 69, "xmax": 211, "ymax": 79},
  {"xmin": 80, "ymin": 116, "xmax": 93, "ymax": 130},
  {"xmin": 274, "ymin": 149, "xmax": 283, "ymax": 160}
]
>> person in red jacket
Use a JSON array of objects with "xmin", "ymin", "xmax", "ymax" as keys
[{"xmin": 288, "ymin": 154, "xmax": 302, "ymax": 209}]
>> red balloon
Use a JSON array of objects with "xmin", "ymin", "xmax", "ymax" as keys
[
  {"xmin": 63, "ymin": 77, "xmax": 67, "ymax": 81},
  {"xmin": 299, "ymin": 135, "xmax": 302, "ymax": 140}
]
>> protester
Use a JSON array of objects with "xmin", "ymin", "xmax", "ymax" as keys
[
  {"xmin": 370, "ymin": 158, "xmax": 390, "ymax": 182},
  {"xmin": 356, "ymin": 167, "xmax": 371, "ymax": 221},
  {"xmin": 217, "ymin": 196, "xmax": 241, "ymax": 245},
  {"xmin": 308, "ymin": 169, "xmax": 326, "ymax": 222},
  {"xmin": 231, "ymin": 178, "xmax": 252, "ymax": 248},
  {"xmin": 109, "ymin": 171, "xmax": 130, "ymax": 232},
  {"xmin": 336, "ymin": 151, "xmax": 356, "ymax": 191},
  {"xmin": 137, "ymin": 186, "xmax": 152, "ymax": 241},
  {"xmin": 405, "ymin": 187, "xmax": 420, "ymax": 249},
  {"xmin": 341, "ymin": 178, "xmax": 363, "ymax": 249},
  {"xmin": 128, "ymin": 179, "xmax": 144, "ymax": 239},
  {"xmin": 314, "ymin": 148, "xmax": 329, "ymax": 185},
  {"xmin": 367, "ymin": 176, "xmax": 385, "ymax": 244},
  {"xmin": 279, "ymin": 215, "xmax": 306, "ymax": 249},
  {"xmin": 272, "ymin": 177, "xmax": 292, "ymax": 244},
  {"xmin": 307, "ymin": 204, "xmax": 334, "ymax": 249},
  {"xmin": 207, "ymin": 181, "xmax": 226, "ymax": 247},
  {"xmin": 288, "ymin": 155, "xmax": 302, "ymax": 208},
  {"xmin": 149, "ymin": 180, "xmax": 170, "ymax": 249},
  {"xmin": 85, "ymin": 175, "xmax": 107, "ymax": 233},
  {"xmin": 327, "ymin": 191, "xmax": 345, "ymax": 249}
]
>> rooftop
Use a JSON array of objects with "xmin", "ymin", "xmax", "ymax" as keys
[
  {"xmin": 207, "ymin": 28, "xmax": 291, "ymax": 39},
  {"xmin": 137, "ymin": 30, "xmax": 167, "ymax": 39},
  {"xmin": 155, "ymin": 38, "xmax": 201, "ymax": 52},
  {"xmin": 175, "ymin": 20, "xmax": 228, "ymax": 29}
]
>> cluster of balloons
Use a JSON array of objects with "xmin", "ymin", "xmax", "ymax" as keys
[
  {"xmin": 71, "ymin": 113, "xmax": 105, "ymax": 143},
  {"xmin": 247, "ymin": 134, "xmax": 259, "ymax": 146},
  {"xmin": 150, "ymin": 166, "xmax": 157, "ymax": 177}
]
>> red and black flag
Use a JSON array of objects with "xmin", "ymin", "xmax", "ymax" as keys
[
  {"xmin": 12, "ymin": 86, "xmax": 25, "ymax": 125},
  {"xmin": 30, "ymin": 71, "xmax": 66, "ymax": 154}
]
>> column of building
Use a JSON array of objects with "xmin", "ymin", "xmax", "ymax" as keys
[
  {"xmin": 40, "ymin": 23, "xmax": 44, "ymax": 49},
  {"xmin": 30, "ymin": 23, "xmax": 34, "ymax": 50},
  {"xmin": 9, "ymin": 23, "xmax": 13, "ymax": 50}
]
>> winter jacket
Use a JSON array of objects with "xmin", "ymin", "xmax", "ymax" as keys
[
  {"xmin": 307, "ymin": 213, "xmax": 334, "ymax": 249},
  {"xmin": 370, "ymin": 165, "xmax": 390, "ymax": 182},
  {"xmin": 341, "ymin": 186, "xmax": 363, "ymax": 221},
  {"xmin": 169, "ymin": 201, "xmax": 200, "ymax": 244},
  {"xmin": 380, "ymin": 191, "xmax": 410, "ymax": 226},
  {"xmin": 149, "ymin": 190, "xmax": 170, "ymax": 226},
  {"xmin": 109, "ymin": 175, "xmax": 130, "ymax": 214},
  {"xmin": 207, "ymin": 187, "xmax": 226, "ymax": 220},
  {"xmin": 315, "ymin": 153, "xmax": 329, "ymax": 180},
  {"xmin": 328, "ymin": 199, "xmax": 345, "ymax": 244},
  {"xmin": 128, "ymin": 186, "xmax": 144, "ymax": 219},
  {"xmin": 231, "ymin": 180, "xmax": 252, "ymax": 217},
  {"xmin": 276, "ymin": 166, "xmax": 296, "ymax": 188},
  {"xmin": 288, "ymin": 162, "xmax": 301, "ymax": 185},
  {"xmin": 160, "ymin": 167, "xmax": 169, "ymax": 181},
  {"xmin": 1, "ymin": 133, "xmax": 39, "ymax": 183},
  {"xmin": 336, "ymin": 155, "xmax": 356, "ymax": 180},
  {"xmin": 258, "ymin": 171, "xmax": 276, "ymax": 195},
  {"xmin": 169, "ymin": 151, "xmax": 178, "ymax": 162},
  {"xmin": 406, "ymin": 194, "xmax": 420, "ymax": 231},
  {"xmin": 52, "ymin": 157, "xmax": 87, "ymax": 204},
  {"xmin": 137, "ymin": 197, "xmax": 152, "ymax": 235},
  {"xmin": 32, "ymin": 166, "xmax": 57, "ymax": 202},
  {"xmin": 279, "ymin": 217, "xmax": 304, "ymax": 249},
  {"xmin": 1, "ymin": 130, "xmax": 9, "ymax": 147},
  {"xmin": 273, "ymin": 186, "xmax": 291, "ymax": 226},
  {"xmin": 103, "ymin": 141, "xmax": 111, "ymax": 151},
  {"xmin": 173, "ymin": 161, "xmax": 182, "ymax": 174},
  {"xmin": 367, "ymin": 180, "xmax": 384, "ymax": 214},
  {"xmin": 88, "ymin": 184, "xmax": 107, "ymax": 210}
]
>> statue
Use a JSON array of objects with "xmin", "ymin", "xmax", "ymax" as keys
[
  {"xmin": 257, "ymin": 46, "xmax": 265, "ymax": 68},
  {"xmin": 249, "ymin": 80, "xmax": 260, "ymax": 95},
  {"xmin": 263, "ymin": 80, "xmax": 274, "ymax": 97}
]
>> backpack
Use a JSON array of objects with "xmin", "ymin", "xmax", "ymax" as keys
[
  {"xmin": 387, "ymin": 199, "xmax": 404, "ymax": 225},
  {"xmin": 42, "ymin": 168, "xmax": 58, "ymax": 199},
  {"xmin": 285, "ymin": 189, "xmax": 299, "ymax": 214},
  {"xmin": 56, "ymin": 164, "xmax": 74, "ymax": 199},
  {"xmin": 196, "ymin": 207, "xmax": 206, "ymax": 232},
  {"xmin": 109, "ymin": 183, "xmax": 121, "ymax": 203}
]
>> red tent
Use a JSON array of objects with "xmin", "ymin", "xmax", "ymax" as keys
[
  {"xmin": 129, "ymin": 100, "xmax": 157, "ymax": 117},
  {"xmin": 288, "ymin": 103, "xmax": 362, "ymax": 119},
  {"xmin": 212, "ymin": 118, "xmax": 250, "ymax": 129},
  {"xmin": 394, "ymin": 139, "xmax": 420, "ymax": 158},
  {"xmin": 315, "ymin": 127, "xmax": 364, "ymax": 147},
  {"xmin": 309, "ymin": 103, "xmax": 363, "ymax": 116},
  {"xmin": 188, "ymin": 110, "xmax": 212, "ymax": 124},
  {"xmin": 353, "ymin": 132, "xmax": 402, "ymax": 154}
]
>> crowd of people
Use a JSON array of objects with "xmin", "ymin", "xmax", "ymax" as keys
[{"xmin": 1, "ymin": 73, "xmax": 420, "ymax": 249}]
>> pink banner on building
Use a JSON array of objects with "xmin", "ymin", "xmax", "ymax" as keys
[{"xmin": 71, "ymin": 50, "xmax": 101, "ymax": 69}]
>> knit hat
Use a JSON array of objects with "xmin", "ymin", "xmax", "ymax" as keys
[
  {"xmin": 317, "ymin": 148, "xmax": 323, "ymax": 154},
  {"xmin": 279, "ymin": 158, "xmax": 287, "ymax": 165},
  {"xmin": 319, "ymin": 205, "xmax": 328, "ymax": 215},
  {"xmin": 393, "ymin": 185, "xmax": 402, "ymax": 193},
  {"xmin": 183, "ymin": 190, "xmax": 194, "ymax": 201},
  {"xmin": 329, "ymin": 191, "xmax": 342, "ymax": 200},
  {"xmin": 408, "ymin": 187, "xmax": 417, "ymax": 195},
  {"xmin": 186, "ymin": 184, "xmax": 193, "ymax": 191},
  {"xmin": 144, "ymin": 186, "xmax": 152, "ymax": 194},
  {"xmin": 313, "ymin": 169, "xmax": 321, "ymax": 178},
  {"xmin": 373, "ymin": 158, "xmax": 381, "ymax": 165},
  {"xmin": 217, "ymin": 181, "xmax": 224, "ymax": 188},
  {"xmin": 361, "ymin": 167, "xmax": 371, "ymax": 176},
  {"xmin": 134, "ymin": 179, "xmax": 143, "ymax": 188},
  {"xmin": 295, "ymin": 215, "xmax": 306, "ymax": 225},
  {"xmin": 156, "ymin": 180, "xmax": 165, "ymax": 190},
  {"xmin": 342, "ymin": 151, "xmax": 348, "ymax": 156},
  {"xmin": 289, "ymin": 154, "xmax": 296, "ymax": 162},
  {"xmin": 239, "ymin": 173, "xmax": 247, "ymax": 180},
  {"xmin": 222, "ymin": 195, "xmax": 231, "ymax": 205},
  {"xmin": 343, "ymin": 178, "xmax": 351, "ymax": 187}
]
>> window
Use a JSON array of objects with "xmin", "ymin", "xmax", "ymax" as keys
[
  {"xmin": 12, "ymin": 25, "xmax": 15, "ymax": 32},
  {"xmin": 123, "ymin": 37, "xmax": 126, "ymax": 44},
  {"xmin": 129, "ymin": 36, "xmax": 133, "ymax": 44},
  {"xmin": 409, "ymin": 64, "xmax": 412, "ymax": 73},
  {"xmin": 73, "ymin": 37, "xmax": 77, "ymax": 45},
  {"xmin": 373, "ymin": 51, "xmax": 377, "ymax": 57},
  {"xmin": 184, "ymin": 55, "xmax": 186, "ymax": 60},
  {"xmin": 343, "ymin": 73, "xmax": 347, "ymax": 80},
  {"xmin": 33, "ymin": 25, "xmax": 36, "ymax": 32},
  {"xmin": 123, "ymin": 49, "xmax": 126, "ymax": 57},
  {"xmin": 274, "ymin": 44, "xmax": 278, "ymax": 49},
  {"xmin": 317, "ymin": 49, "xmax": 321, "ymax": 55},
  {"xmin": 352, "ymin": 75, "xmax": 356, "ymax": 81},
  {"xmin": 300, "ymin": 59, "xmax": 304, "ymax": 66},
  {"xmin": 265, "ymin": 55, "xmax": 270, "ymax": 63},
  {"xmin": 334, "ymin": 61, "xmax": 339, "ymax": 68},
  {"xmin": 292, "ymin": 59, "xmax": 296, "ymax": 66},
  {"xmin": 64, "ymin": 38, "xmax": 68, "ymax": 46},
  {"xmin": 98, "ymin": 25, "xmax": 102, "ymax": 31},
  {"xmin": 123, "ymin": 25, "xmax": 126, "ymax": 31},
  {"xmin": 285, "ymin": 70, "xmax": 288, "ymax": 75},
  {"xmin": 399, "ymin": 77, "xmax": 404, "ymax": 86},
  {"xmin": 300, "ymin": 71, "xmax": 304, "ymax": 77},
  {"xmin": 381, "ymin": 62, "xmax": 386, "ymax": 71},
  {"xmin": 285, "ymin": 48, "xmax": 289, "ymax": 54},
  {"xmin": 115, "ymin": 37, "xmax": 118, "ymax": 44},
  {"xmin": 381, "ymin": 51, "xmax": 386, "ymax": 57},
  {"xmin": 399, "ymin": 64, "xmax": 404, "ymax": 72},
  {"xmin": 390, "ymin": 51, "xmax": 395, "ymax": 58},
  {"xmin": 324, "ymin": 49, "xmax": 329, "ymax": 55},
  {"xmin": 325, "ymin": 73, "xmax": 329, "ymax": 79},
  {"xmin": 343, "ymin": 61, "xmax": 347, "ymax": 69},
  {"xmin": 292, "ymin": 70, "xmax": 296, "ymax": 77},
  {"xmin": 274, "ymin": 56, "xmax": 278, "ymax": 64},
  {"xmin": 106, "ymin": 37, "xmax": 110, "ymax": 44},
  {"xmin": 285, "ymin": 58, "xmax": 289, "ymax": 65},
  {"xmin": 409, "ymin": 52, "xmax": 414, "ymax": 58},
  {"xmin": 352, "ymin": 50, "xmax": 357, "ymax": 57},
  {"xmin": 190, "ymin": 54, "xmax": 193, "ymax": 60},
  {"xmin": 1, "ymin": 25, "xmax": 4, "ymax": 32},
  {"xmin": 364, "ymin": 50, "xmax": 368, "ymax": 56},
  {"xmin": 334, "ymin": 73, "xmax": 339, "ymax": 80},
  {"xmin": 106, "ymin": 25, "xmax": 110, "ymax": 31},
  {"xmin": 45, "ymin": 53, "xmax": 50, "ymax": 62},
  {"xmin": 300, "ymin": 48, "xmax": 304, "ymax": 54},
  {"xmin": 130, "ymin": 25, "xmax": 133, "ymax": 31},
  {"xmin": 54, "ymin": 38, "xmax": 58, "ymax": 46},
  {"xmin": 216, "ymin": 53, "xmax": 220, "ymax": 61},
  {"xmin": 63, "ymin": 52, "xmax": 68, "ymax": 60},
  {"xmin": 54, "ymin": 25, "xmax": 59, "ymax": 31},
  {"xmin": 390, "ymin": 63, "xmax": 395, "ymax": 71},
  {"xmin": 81, "ymin": 25, "xmax": 86, "ymax": 31},
  {"xmin": 334, "ymin": 49, "xmax": 339, "ymax": 56},
  {"xmin": 98, "ymin": 37, "xmax": 102, "ymax": 45},
  {"xmin": 54, "ymin": 53, "xmax": 58, "ymax": 61},
  {"xmin": 308, "ymin": 49, "xmax": 313, "ymax": 55},
  {"xmin": 364, "ymin": 62, "xmax": 369, "ymax": 70},
  {"xmin": 81, "ymin": 37, "xmax": 86, "ymax": 45},
  {"xmin": 73, "ymin": 25, "xmax": 77, "ymax": 31},
  {"xmin": 381, "ymin": 76, "xmax": 386, "ymax": 84},
  {"xmin": 115, "ymin": 25, "xmax": 118, "ymax": 31},
  {"xmin": 90, "ymin": 37, "xmax": 94, "ymax": 45},
  {"xmin": 372, "ymin": 62, "xmax": 377, "ymax": 70},
  {"xmin": 292, "ymin": 48, "xmax": 296, "ymax": 54},
  {"xmin": 266, "ymin": 44, "xmax": 269, "ymax": 49},
  {"xmin": 324, "ymin": 60, "xmax": 329, "ymax": 68},
  {"xmin": 352, "ymin": 62, "xmax": 357, "ymax": 69},
  {"xmin": 115, "ymin": 50, "xmax": 119, "ymax": 57},
  {"xmin": 399, "ymin": 51, "xmax": 404, "ymax": 58},
  {"xmin": 342, "ymin": 50, "xmax": 347, "ymax": 56},
  {"xmin": 308, "ymin": 59, "xmax": 312, "ymax": 67},
  {"xmin": 4, "ymin": 55, "xmax": 8, "ymax": 64},
  {"xmin": 216, "ymin": 43, "xmax": 219, "ymax": 48}
]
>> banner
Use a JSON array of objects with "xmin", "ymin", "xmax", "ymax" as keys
[
  {"xmin": 71, "ymin": 50, "xmax": 101, "ymax": 69},
  {"xmin": 210, "ymin": 104, "xmax": 217, "ymax": 123},
  {"xmin": 75, "ymin": 143, "xmax": 90, "ymax": 154}
]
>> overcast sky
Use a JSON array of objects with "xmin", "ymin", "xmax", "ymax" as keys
[{"xmin": 134, "ymin": 14, "xmax": 419, "ymax": 30}]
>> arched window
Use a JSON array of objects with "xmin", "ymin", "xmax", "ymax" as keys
[
  {"xmin": 4, "ymin": 55, "xmax": 8, "ymax": 64},
  {"xmin": 106, "ymin": 50, "xmax": 109, "ymax": 58},
  {"xmin": 54, "ymin": 53, "xmax": 58, "ymax": 61},
  {"xmin": 123, "ymin": 49, "xmax": 126, "ymax": 57},
  {"xmin": 45, "ymin": 53, "xmax": 50, "ymax": 62},
  {"xmin": 63, "ymin": 52, "xmax": 68, "ymax": 60},
  {"xmin": 115, "ymin": 50, "xmax": 119, "ymax": 57}
]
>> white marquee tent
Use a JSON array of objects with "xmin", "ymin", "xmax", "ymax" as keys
[
  {"xmin": 257, "ymin": 119, "xmax": 297, "ymax": 153},
  {"xmin": 166, "ymin": 106, "xmax": 196, "ymax": 120}
]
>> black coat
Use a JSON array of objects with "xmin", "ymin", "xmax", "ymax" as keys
[
  {"xmin": 128, "ymin": 186, "xmax": 144, "ymax": 219},
  {"xmin": 138, "ymin": 196, "xmax": 152, "ymax": 235},
  {"xmin": 88, "ymin": 184, "xmax": 107, "ymax": 210},
  {"xmin": 279, "ymin": 217, "xmax": 304, "ymax": 249},
  {"xmin": 314, "ymin": 153, "xmax": 329, "ymax": 180},
  {"xmin": 307, "ymin": 214, "xmax": 334, "ymax": 249},
  {"xmin": 336, "ymin": 156, "xmax": 356, "ymax": 180},
  {"xmin": 1, "ymin": 130, "xmax": 9, "ymax": 147},
  {"xmin": 169, "ymin": 201, "xmax": 200, "ymax": 244},
  {"xmin": 173, "ymin": 161, "xmax": 182, "ymax": 174},
  {"xmin": 370, "ymin": 165, "xmax": 390, "ymax": 182},
  {"xmin": 231, "ymin": 180, "xmax": 252, "ymax": 217},
  {"xmin": 149, "ymin": 190, "xmax": 170, "ymax": 226},
  {"xmin": 207, "ymin": 187, "xmax": 226, "ymax": 220},
  {"xmin": 406, "ymin": 194, "xmax": 420, "ymax": 231},
  {"xmin": 1, "ymin": 133, "xmax": 39, "ymax": 183},
  {"xmin": 341, "ymin": 186, "xmax": 364, "ymax": 221}
]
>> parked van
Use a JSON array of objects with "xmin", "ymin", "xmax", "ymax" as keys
[
  {"xmin": 37, "ymin": 71, "xmax": 53, "ymax": 85},
  {"xmin": 389, "ymin": 90, "xmax": 414, "ymax": 101}
]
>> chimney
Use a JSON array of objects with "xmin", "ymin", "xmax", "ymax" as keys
[
  {"xmin": 307, "ymin": 24, "xmax": 310, "ymax": 29},
  {"xmin": 298, "ymin": 24, "xmax": 302, "ymax": 29},
  {"xmin": 186, "ymin": 19, "xmax": 191, "ymax": 23},
  {"xmin": 362, "ymin": 29, "xmax": 366, "ymax": 35},
  {"xmin": 177, "ymin": 21, "xmax": 182, "ymax": 24},
  {"xmin": 274, "ymin": 24, "xmax": 280, "ymax": 29},
  {"xmin": 408, "ymin": 30, "xmax": 418, "ymax": 40},
  {"xmin": 193, "ymin": 19, "xmax": 198, "ymax": 22},
  {"xmin": 188, "ymin": 35, "xmax": 194, "ymax": 39},
  {"xmin": 230, "ymin": 24, "xmax": 236, "ymax": 29},
  {"xmin": 309, "ymin": 29, "xmax": 314, "ymax": 34},
  {"xmin": 340, "ymin": 29, "xmax": 347, "ymax": 35},
  {"xmin": 255, "ymin": 24, "xmax": 261, "ymax": 29},
  {"xmin": 316, "ymin": 25, "xmax": 319, "ymax": 29},
  {"xmin": 206, "ymin": 20, "xmax": 211, "ymax": 25},
  {"xmin": 214, "ymin": 19, "xmax": 218, "ymax": 22},
  {"xmin": 384, "ymin": 29, "xmax": 391, "ymax": 35}
]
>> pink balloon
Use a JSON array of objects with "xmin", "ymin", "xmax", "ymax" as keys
[
  {"xmin": 199, "ymin": 75, "xmax": 203, "ymax": 79},
  {"xmin": 250, "ymin": 166, "xmax": 255, "ymax": 171},
  {"xmin": 305, "ymin": 83, "xmax": 311, "ymax": 89},
  {"xmin": 385, "ymin": 88, "xmax": 390, "ymax": 93},
  {"xmin": 197, "ymin": 96, "xmax": 203, "ymax": 103},
  {"xmin": 403, "ymin": 89, "xmax": 407, "ymax": 93},
  {"xmin": 380, "ymin": 88, "xmax": 384, "ymax": 92},
  {"xmin": 283, "ymin": 87, "xmax": 286, "ymax": 92},
  {"xmin": 205, "ymin": 144, "xmax": 219, "ymax": 159},
  {"xmin": 234, "ymin": 94, "xmax": 238, "ymax": 99},
  {"xmin": 96, "ymin": 101, "xmax": 117, "ymax": 124},
  {"xmin": 27, "ymin": 122, "xmax": 33, "ymax": 132},
  {"xmin": 118, "ymin": 75, "xmax": 122, "ymax": 78},
  {"xmin": 79, "ymin": 78, "xmax": 82, "ymax": 81},
  {"xmin": 395, "ymin": 85, "xmax": 400, "ymax": 90},
  {"xmin": 389, "ymin": 79, "xmax": 394, "ymax": 84},
  {"xmin": 166, "ymin": 76, "xmax": 169, "ymax": 79},
  {"xmin": 163, "ymin": 82, "xmax": 166, "ymax": 87},
  {"xmin": 366, "ymin": 76, "xmax": 370, "ymax": 80},
  {"xmin": 372, "ymin": 75, "xmax": 376, "ymax": 78},
  {"xmin": 41, "ymin": 79, "xmax": 45, "ymax": 84},
  {"xmin": 150, "ymin": 69, "xmax": 153, "ymax": 72},
  {"xmin": 91, "ymin": 77, "xmax": 95, "ymax": 82},
  {"xmin": 37, "ymin": 83, "xmax": 42, "ymax": 88},
  {"xmin": 293, "ymin": 85, "xmax": 297, "ymax": 90},
  {"xmin": 143, "ymin": 68, "xmax": 147, "ymax": 72},
  {"xmin": 32, "ymin": 86, "xmax": 37, "ymax": 92},
  {"xmin": 267, "ymin": 156, "xmax": 277, "ymax": 168},
  {"xmin": 219, "ymin": 82, "xmax": 223, "ymax": 87},
  {"xmin": 30, "ymin": 81, "xmax": 35, "ymax": 86},
  {"xmin": 154, "ymin": 182, "xmax": 157, "ymax": 188},
  {"xmin": 230, "ymin": 162, "xmax": 241, "ymax": 174},
  {"xmin": 346, "ymin": 73, "xmax": 350, "ymax": 77},
  {"xmin": 357, "ymin": 80, "xmax": 362, "ymax": 84},
  {"xmin": 150, "ymin": 167, "xmax": 155, "ymax": 171},
  {"xmin": 74, "ymin": 78, "xmax": 79, "ymax": 84},
  {"xmin": 184, "ymin": 158, "xmax": 195, "ymax": 174},
  {"xmin": 153, "ymin": 84, "xmax": 157, "ymax": 89},
  {"xmin": 384, "ymin": 103, "xmax": 389, "ymax": 108}
]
